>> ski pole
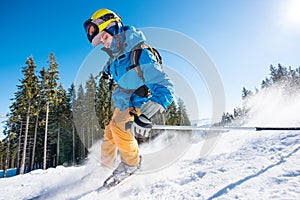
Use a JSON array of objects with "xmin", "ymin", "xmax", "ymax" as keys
[{"xmin": 152, "ymin": 125, "xmax": 300, "ymax": 131}]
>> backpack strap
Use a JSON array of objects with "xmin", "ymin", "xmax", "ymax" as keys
[
  {"xmin": 127, "ymin": 42, "xmax": 145, "ymax": 82},
  {"xmin": 127, "ymin": 42, "xmax": 163, "ymax": 82},
  {"xmin": 147, "ymin": 45, "xmax": 162, "ymax": 65}
]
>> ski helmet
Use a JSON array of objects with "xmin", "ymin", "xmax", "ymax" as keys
[{"xmin": 84, "ymin": 8, "xmax": 122, "ymax": 43}]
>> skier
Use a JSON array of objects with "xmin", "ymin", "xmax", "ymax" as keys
[{"xmin": 83, "ymin": 8, "xmax": 174, "ymax": 185}]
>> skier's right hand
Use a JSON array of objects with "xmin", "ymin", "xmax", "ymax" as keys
[
  {"xmin": 131, "ymin": 100, "xmax": 164, "ymax": 138},
  {"xmin": 131, "ymin": 113, "xmax": 152, "ymax": 138}
]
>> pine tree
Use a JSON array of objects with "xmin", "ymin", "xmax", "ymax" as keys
[
  {"xmin": 73, "ymin": 84, "xmax": 88, "ymax": 160},
  {"xmin": 221, "ymin": 112, "xmax": 234, "ymax": 125},
  {"xmin": 67, "ymin": 83, "xmax": 77, "ymax": 165},
  {"xmin": 9, "ymin": 89, "xmax": 25, "ymax": 174},
  {"xmin": 261, "ymin": 77, "xmax": 271, "ymax": 89},
  {"xmin": 42, "ymin": 53, "xmax": 59, "ymax": 170},
  {"xmin": 30, "ymin": 111, "xmax": 39, "ymax": 172},
  {"xmin": 165, "ymin": 101, "xmax": 179, "ymax": 125},
  {"xmin": 96, "ymin": 76, "xmax": 114, "ymax": 130},
  {"xmin": 2, "ymin": 115, "xmax": 13, "ymax": 177},
  {"xmin": 17, "ymin": 56, "xmax": 39, "ymax": 174},
  {"xmin": 177, "ymin": 98, "xmax": 191, "ymax": 126},
  {"xmin": 54, "ymin": 83, "xmax": 71, "ymax": 165},
  {"xmin": 0, "ymin": 140, "xmax": 4, "ymax": 171},
  {"xmin": 85, "ymin": 74, "xmax": 98, "ymax": 147},
  {"xmin": 269, "ymin": 64, "xmax": 288, "ymax": 85},
  {"xmin": 29, "ymin": 67, "xmax": 46, "ymax": 172},
  {"xmin": 242, "ymin": 87, "xmax": 252, "ymax": 100}
]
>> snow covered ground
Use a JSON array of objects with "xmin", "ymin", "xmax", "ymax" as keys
[
  {"xmin": 0, "ymin": 128, "xmax": 299, "ymax": 200},
  {"xmin": 0, "ymin": 87, "xmax": 299, "ymax": 200}
]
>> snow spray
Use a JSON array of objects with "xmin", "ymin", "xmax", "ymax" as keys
[{"xmin": 244, "ymin": 84, "xmax": 300, "ymax": 127}]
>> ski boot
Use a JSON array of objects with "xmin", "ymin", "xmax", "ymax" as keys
[{"xmin": 103, "ymin": 156, "xmax": 142, "ymax": 189}]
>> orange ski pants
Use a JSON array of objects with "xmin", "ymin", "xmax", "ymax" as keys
[{"xmin": 101, "ymin": 108, "xmax": 140, "ymax": 167}]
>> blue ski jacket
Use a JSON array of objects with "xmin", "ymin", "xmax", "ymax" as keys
[{"xmin": 102, "ymin": 26, "xmax": 174, "ymax": 111}]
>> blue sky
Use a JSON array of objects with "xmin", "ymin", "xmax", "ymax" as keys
[{"xmin": 1, "ymin": 0, "xmax": 300, "ymax": 136}]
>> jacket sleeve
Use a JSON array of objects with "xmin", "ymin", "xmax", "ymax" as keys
[{"xmin": 139, "ymin": 49, "xmax": 174, "ymax": 109}]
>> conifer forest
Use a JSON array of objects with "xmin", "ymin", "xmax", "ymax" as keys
[{"xmin": 0, "ymin": 53, "xmax": 191, "ymax": 177}]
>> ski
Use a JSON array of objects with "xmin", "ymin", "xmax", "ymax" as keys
[
  {"xmin": 68, "ymin": 173, "xmax": 136, "ymax": 199},
  {"xmin": 97, "ymin": 173, "xmax": 136, "ymax": 193}
]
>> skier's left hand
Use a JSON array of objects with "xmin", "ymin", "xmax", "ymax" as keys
[{"xmin": 131, "ymin": 100, "xmax": 164, "ymax": 138}]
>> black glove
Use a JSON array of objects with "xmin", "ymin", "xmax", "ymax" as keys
[
  {"xmin": 131, "ymin": 100, "xmax": 164, "ymax": 138},
  {"xmin": 131, "ymin": 113, "xmax": 152, "ymax": 138}
]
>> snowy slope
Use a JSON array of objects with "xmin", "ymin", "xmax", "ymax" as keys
[
  {"xmin": 0, "ymin": 128, "xmax": 299, "ymax": 200},
  {"xmin": 1, "ymin": 86, "xmax": 299, "ymax": 200}
]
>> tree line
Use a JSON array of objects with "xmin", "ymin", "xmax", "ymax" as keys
[
  {"xmin": 220, "ymin": 63, "xmax": 300, "ymax": 124},
  {"xmin": 0, "ymin": 53, "xmax": 190, "ymax": 177}
]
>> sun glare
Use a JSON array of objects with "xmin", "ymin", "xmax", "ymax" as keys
[{"xmin": 281, "ymin": 0, "xmax": 300, "ymax": 31}]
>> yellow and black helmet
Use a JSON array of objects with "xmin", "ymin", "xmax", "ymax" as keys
[{"xmin": 84, "ymin": 9, "xmax": 122, "ymax": 43}]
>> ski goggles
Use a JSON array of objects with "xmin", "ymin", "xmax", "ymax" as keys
[
  {"xmin": 84, "ymin": 13, "xmax": 121, "ymax": 43},
  {"xmin": 84, "ymin": 20, "xmax": 100, "ymax": 43}
]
